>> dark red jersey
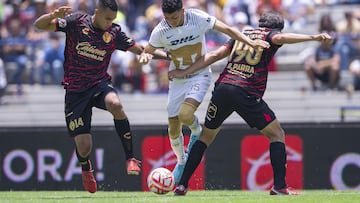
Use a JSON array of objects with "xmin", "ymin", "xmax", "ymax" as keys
[
  {"xmin": 217, "ymin": 28, "xmax": 281, "ymax": 97},
  {"xmin": 55, "ymin": 12, "xmax": 135, "ymax": 92}
]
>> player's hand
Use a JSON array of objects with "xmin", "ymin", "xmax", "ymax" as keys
[
  {"xmin": 316, "ymin": 33, "xmax": 332, "ymax": 43},
  {"xmin": 168, "ymin": 69, "xmax": 187, "ymax": 81},
  {"xmin": 52, "ymin": 6, "xmax": 72, "ymax": 18},
  {"xmin": 252, "ymin": 39, "xmax": 270, "ymax": 49},
  {"xmin": 139, "ymin": 52, "xmax": 153, "ymax": 64}
]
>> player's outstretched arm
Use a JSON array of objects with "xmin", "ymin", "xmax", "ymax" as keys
[
  {"xmin": 33, "ymin": 6, "xmax": 72, "ymax": 31},
  {"xmin": 136, "ymin": 43, "xmax": 169, "ymax": 64},
  {"xmin": 130, "ymin": 43, "xmax": 169, "ymax": 64},
  {"xmin": 213, "ymin": 20, "xmax": 270, "ymax": 49},
  {"xmin": 168, "ymin": 44, "xmax": 230, "ymax": 80},
  {"xmin": 272, "ymin": 32, "xmax": 332, "ymax": 45}
]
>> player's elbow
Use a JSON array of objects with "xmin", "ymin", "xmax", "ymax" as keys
[
  {"xmin": 271, "ymin": 34, "xmax": 286, "ymax": 45},
  {"xmin": 209, "ymin": 52, "xmax": 222, "ymax": 61},
  {"xmin": 33, "ymin": 21, "xmax": 42, "ymax": 30}
]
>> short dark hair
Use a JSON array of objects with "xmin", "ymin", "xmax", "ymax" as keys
[
  {"xmin": 258, "ymin": 11, "xmax": 284, "ymax": 30},
  {"xmin": 97, "ymin": 0, "xmax": 118, "ymax": 12},
  {"xmin": 162, "ymin": 0, "xmax": 182, "ymax": 14}
]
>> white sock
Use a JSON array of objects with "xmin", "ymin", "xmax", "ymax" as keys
[
  {"xmin": 170, "ymin": 133, "xmax": 186, "ymax": 164},
  {"xmin": 188, "ymin": 115, "xmax": 201, "ymax": 134}
]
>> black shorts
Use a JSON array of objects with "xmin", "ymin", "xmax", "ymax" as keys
[
  {"xmin": 204, "ymin": 83, "xmax": 276, "ymax": 130},
  {"xmin": 64, "ymin": 81, "xmax": 116, "ymax": 136}
]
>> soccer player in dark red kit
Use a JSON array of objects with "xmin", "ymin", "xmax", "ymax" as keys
[
  {"xmin": 33, "ymin": 0, "xmax": 167, "ymax": 193},
  {"xmin": 168, "ymin": 11, "xmax": 332, "ymax": 195}
]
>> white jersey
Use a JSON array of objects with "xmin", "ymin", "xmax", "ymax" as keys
[{"xmin": 149, "ymin": 8, "xmax": 216, "ymax": 74}]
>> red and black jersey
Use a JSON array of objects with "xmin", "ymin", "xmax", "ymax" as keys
[
  {"xmin": 55, "ymin": 12, "xmax": 135, "ymax": 92},
  {"xmin": 216, "ymin": 28, "xmax": 281, "ymax": 97}
]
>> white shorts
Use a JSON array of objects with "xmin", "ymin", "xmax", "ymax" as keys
[{"xmin": 167, "ymin": 73, "xmax": 211, "ymax": 117}]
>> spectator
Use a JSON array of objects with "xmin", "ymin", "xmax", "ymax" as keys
[
  {"xmin": 109, "ymin": 50, "xmax": 133, "ymax": 93},
  {"xmin": 2, "ymin": 1, "xmax": 32, "ymax": 36},
  {"xmin": 281, "ymin": 0, "xmax": 314, "ymax": 31},
  {"xmin": 39, "ymin": 33, "xmax": 64, "ymax": 85},
  {"xmin": 2, "ymin": 18, "xmax": 29, "ymax": 95},
  {"xmin": 233, "ymin": 11, "xmax": 253, "ymax": 31},
  {"xmin": 348, "ymin": 59, "xmax": 360, "ymax": 91},
  {"xmin": 304, "ymin": 39, "xmax": 340, "ymax": 91},
  {"xmin": 26, "ymin": 0, "xmax": 50, "ymax": 85},
  {"xmin": 109, "ymin": 50, "xmax": 145, "ymax": 94},
  {"xmin": 0, "ymin": 59, "xmax": 6, "ymax": 104},
  {"xmin": 319, "ymin": 13, "xmax": 337, "ymax": 34},
  {"xmin": 222, "ymin": 0, "xmax": 255, "ymax": 26},
  {"xmin": 256, "ymin": 0, "xmax": 283, "ymax": 16},
  {"xmin": 151, "ymin": 59, "xmax": 170, "ymax": 93},
  {"xmin": 0, "ymin": 19, "xmax": 5, "ymax": 102},
  {"xmin": 334, "ymin": 11, "xmax": 360, "ymax": 71},
  {"xmin": 186, "ymin": 0, "xmax": 228, "ymax": 49}
]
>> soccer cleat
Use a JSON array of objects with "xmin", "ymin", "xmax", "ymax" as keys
[
  {"xmin": 270, "ymin": 186, "xmax": 299, "ymax": 195},
  {"xmin": 127, "ymin": 158, "xmax": 141, "ymax": 175},
  {"xmin": 174, "ymin": 185, "xmax": 187, "ymax": 196},
  {"xmin": 82, "ymin": 169, "xmax": 97, "ymax": 193},
  {"xmin": 187, "ymin": 125, "xmax": 202, "ymax": 151},
  {"xmin": 173, "ymin": 162, "xmax": 185, "ymax": 185}
]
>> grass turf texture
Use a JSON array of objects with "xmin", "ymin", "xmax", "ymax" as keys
[{"xmin": 0, "ymin": 190, "xmax": 359, "ymax": 203}]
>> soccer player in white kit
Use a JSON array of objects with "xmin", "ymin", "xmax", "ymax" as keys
[{"xmin": 140, "ymin": 0, "xmax": 270, "ymax": 185}]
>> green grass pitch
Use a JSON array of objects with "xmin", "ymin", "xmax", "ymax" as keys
[{"xmin": 0, "ymin": 190, "xmax": 359, "ymax": 203}]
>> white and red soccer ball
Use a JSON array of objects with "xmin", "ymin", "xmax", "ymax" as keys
[{"xmin": 147, "ymin": 167, "xmax": 175, "ymax": 194}]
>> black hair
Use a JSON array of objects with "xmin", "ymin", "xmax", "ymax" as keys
[
  {"xmin": 162, "ymin": 0, "xmax": 183, "ymax": 14},
  {"xmin": 97, "ymin": 0, "xmax": 118, "ymax": 12},
  {"xmin": 258, "ymin": 11, "xmax": 284, "ymax": 30}
]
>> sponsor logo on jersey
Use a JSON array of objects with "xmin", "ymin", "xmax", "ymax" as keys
[
  {"xmin": 240, "ymin": 135, "xmax": 303, "ymax": 190},
  {"xmin": 141, "ymin": 136, "xmax": 205, "ymax": 191},
  {"xmin": 75, "ymin": 42, "xmax": 106, "ymax": 61},
  {"xmin": 58, "ymin": 18, "xmax": 67, "ymax": 28},
  {"xmin": 170, "ymin": 35, "xmax": 200, "ymax": 46}
]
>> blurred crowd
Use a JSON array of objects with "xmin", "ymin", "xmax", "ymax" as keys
[
  {"xmin": 304, "ymin": 9, "xmax": 360, "ymax": 92},
  {"xmin": 0, "ymin": 0, "xmax": 359, "ymax": 103}
]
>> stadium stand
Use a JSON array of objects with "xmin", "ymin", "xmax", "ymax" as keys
[{"xmin": 0, "ymin": 4, "xmax": 359, "ymax": 127}]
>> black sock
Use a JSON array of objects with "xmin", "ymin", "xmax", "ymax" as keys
[
  {"xmin": 270, "ymin": 142, "xmax": 287, "ymax": 190},
  {"xmin": 114, "ymin": 118, "xmax": 134, "ymax": 160},
  {"xmin": 179, "ymin": 140, "xmax": 207, "ymax": 188},
  {"xmin": 76, "ymin": 148, "xmax": 91, "ymax": 171}
]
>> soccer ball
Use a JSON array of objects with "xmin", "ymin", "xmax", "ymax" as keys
[{"xmin": 147, "ymin": 167, "xmax": 175, "ymax": 194}]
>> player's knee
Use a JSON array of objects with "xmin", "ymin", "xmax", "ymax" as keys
[
  {"xmin": 108, "ymin": 99, "xmax": 123, "ymax": 110},
  {"xmin": 178, "ymin": 102, "xmax": 196, "ymax": 125},
  {"xmin": 107, "ymin": 100, "xmax": 125, "ymax": 117},
  {"xmin": 199, "ymin": 126, "xmax": 219, "ymax": 146},
  {"xmin": 76, "ymin": 143, "xmax": 92, "ymax": 157}
]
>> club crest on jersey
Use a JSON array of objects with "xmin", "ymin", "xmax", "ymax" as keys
[
  {"xmin": 82, "ymin": 27, "xmax": 90, "ymax": 35},
  {"xmin": 102, "ymin": 32, "xmax": 112, "ymax": 43},
  {"xmin": 58, "ymin": 18, "xmax": 67, "ymax": 28}
]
